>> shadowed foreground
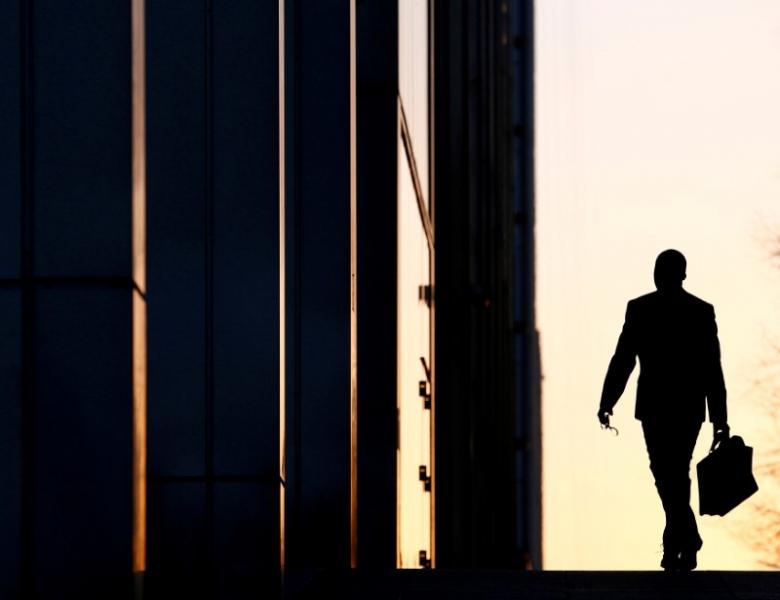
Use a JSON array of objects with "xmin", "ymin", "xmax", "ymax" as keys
[{"xmin": 289, "ymin": 569, "xmax": 780, "ymax": 599}]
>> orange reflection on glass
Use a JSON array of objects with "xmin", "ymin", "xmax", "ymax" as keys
[
  {"xmin": 132, "ymin": 0, "xmax": 146, "ymax": 573},
  {"xmin": 132, "ymin": 290, "xmax": 147, "ymax": 573}
]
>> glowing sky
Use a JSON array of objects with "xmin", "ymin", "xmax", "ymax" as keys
[{"xmin": 536, "ymin": 0, "xmax": 780, "ymax": 570}]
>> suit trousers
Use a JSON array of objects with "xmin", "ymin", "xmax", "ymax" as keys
[{"xmin": 642, "ymin": 418, "xmax": 703, "ymax": 554}]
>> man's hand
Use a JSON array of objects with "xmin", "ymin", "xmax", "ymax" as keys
[
  {"xmin": 713, "ymin": 422, "xmax": 730, "ymax": 448},
  {"xmin": 598, "ymin": 408, "xmax": 619, "ymax": 435}
]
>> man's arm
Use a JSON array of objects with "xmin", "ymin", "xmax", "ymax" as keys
[
  {"xmin": 704, "ymin": 304, "xmax": 728, "ymax": 431},
  {"xmin": 599, "ymin": 302, "xmax": 638, "ymax": 417}
]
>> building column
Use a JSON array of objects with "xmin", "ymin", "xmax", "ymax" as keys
[
  {"xmin": 146, "ymin": 1, "xmax": 281, "ymax": 595},
  {"xmin": 0, "ymin": 1, "xmax": 142, "ymax": 595},
  {"xmin": 434, "ymin": 0, "xmax": 533, "ymax": 568},
  {"xmin": 355, "ymin": 0, "xmax": 399, "ymax": 568},
  {"xmin": 284, "ymin": 0, "xmax": 357, "ymax": 571},
  {"xmin": 511, "ymin": 0, "xmax": 542, "ymax": 570}
]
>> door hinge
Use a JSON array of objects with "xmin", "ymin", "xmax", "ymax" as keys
[
  {"xmin": 418, "ymin": 380, "xmax": 431, "ymax": 410},
  {"xmin": 419, "ymin": 550, "xmax": 431, "ymax": 568},
  {"xmin": 418, "ymin": 284, "xmax": 433, "ymax": 306},
  {"xmin": 419, "ymin": 465, "xmax": 431, "ymax": 492}
]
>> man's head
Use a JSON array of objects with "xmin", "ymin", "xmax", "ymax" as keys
[{"xmin": 654, "ymin": 249, "xmax": 687, "ymax": 291}]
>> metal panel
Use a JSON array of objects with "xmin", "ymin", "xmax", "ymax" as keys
[
  {"xmin": 355, "ymin": 0, "xmax": 399, "ymax": 567},
  {"xmin": 212, "ymin": 0, "xmax": 279, "ymax": 477},
  {"xmin": 33, "ymin": 287, "xmax": 133, "ymax": 588},
  {"xmin": 0, "ymin": 2, "xmax": 20, "ymax": 278},
  {"xmin": 32, "ymin": 1, "xmax": 131, "ymax": 277},
  {"xmin": 147, "ymin": 482, "xmax": 207, "ymax": 585},
  {"xmin": 214, "ymin": 483, "xmax": 279, "ymax": 596},
  {"xmin": 147, "ymin": 0, "xmax": 207, "ymax": 477},
  {"xmin": 0, "ymin": 290, "xmax": 21, "ymax": 595},
  {"xmin": 286, "ymin": 0, "xmax": 355, "ymax": 569}
]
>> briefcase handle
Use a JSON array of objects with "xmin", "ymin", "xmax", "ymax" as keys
[
  {"xmin": 709, "ymin": 434, "xmax": 748, "ymax": 456},
  {"xmin": 709, "ymin": 425, "xmax": 732, "ymax": 453}
]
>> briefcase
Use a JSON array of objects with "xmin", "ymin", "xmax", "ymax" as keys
[{"xmin": 697, "ymin": 435, "xmax": 758, "ymax": 516}]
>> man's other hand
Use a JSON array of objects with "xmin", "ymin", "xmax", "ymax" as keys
[
  {"xmin": 713, "ymin": 422, "xmax": 730, "ymax": 447},
  {"xmin": 597, "ymin": 409, "xmax": 612, "ymax": 427}
]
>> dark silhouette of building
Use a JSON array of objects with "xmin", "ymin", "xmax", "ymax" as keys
[
  {"xmin": 434, "ymin": 0, "xmax": 540, "ymax": 570},
  {"xmin": 0, "ymin": 1, "xmax": 539, "ymax": 596}
]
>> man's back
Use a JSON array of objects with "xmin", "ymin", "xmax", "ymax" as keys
[
  {"xmin": 601, "ymin": 288, "xmax": 727, "ymax": 423},
  {"xmin": 630, "ymin": 290, "xmax": 723, "ymax": 422}
]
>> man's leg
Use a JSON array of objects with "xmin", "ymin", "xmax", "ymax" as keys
[
  {"xmin": 642, "ymin": 422, "xmax": 680, "ymax": 560},
  {"xmin": 642, "ymin": 419, "xmax": 702, "ymax": 568},
  {"xmin": 675, "ymin": 420, "xmax": 703, "ymax": 566}
]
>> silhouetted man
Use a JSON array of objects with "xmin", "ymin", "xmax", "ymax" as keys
[{"xmin": 598, "ymin": 249, "xmax": 729, "ymax": 571}]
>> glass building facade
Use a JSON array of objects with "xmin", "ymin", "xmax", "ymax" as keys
[
  {"xmin": 397, "ymin": 0, "xmax": 434, "ymax": 568},
  {"xmin": 0, "ymin": 0, "xmax": 538, "ymax": 596}
]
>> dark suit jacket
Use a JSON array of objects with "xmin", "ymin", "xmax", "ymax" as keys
[{"xmin": 600, "ymin": 289, "xmax": 727, "ymax": 424}]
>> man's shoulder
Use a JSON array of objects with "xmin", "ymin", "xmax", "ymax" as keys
[
  {"xmin": 681, "ymin": 290, "xmax": 715, "ymax": 313},
  {"xmin": 627, "ymin": 292, "xmax": 656, "ymax": 309},
  {"xmin": 626, "ymin": 290, "xmax": 715, "ymax": 314}
]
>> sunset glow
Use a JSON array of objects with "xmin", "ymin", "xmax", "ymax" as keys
[{"xmin": 537, "ymin": 0, "xmax": 780, "ymax": 570}]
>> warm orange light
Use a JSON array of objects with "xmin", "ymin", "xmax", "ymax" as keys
[
  {"xmin": 278, "ymin": 0, "xmax": 287, "ymax": 575},
  {"xmin": 132, "ymin": 291, "xmax": 147, "ymax": 573},
  {"xmin": 350, "ymin": 0, "xmax": 359, "ymax": 570},
  {"xmin": 536, "ymin": 0, "xmax": 780, "ymax": 570},
  {"xmin": 132, "ymin": 0, "xmax": 147, "ymax": 574}
]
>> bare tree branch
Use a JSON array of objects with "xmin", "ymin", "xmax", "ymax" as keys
[{"xmin": 741, "ymin": 228, "xmax": 780, "ymax": 566}]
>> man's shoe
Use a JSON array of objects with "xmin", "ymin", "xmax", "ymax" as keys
[
  {"xmin": 661, "ymin": 551, "xmax": 681, "ymax": 571},
  {"xmin": 678, "ymin": 550, "xmax": 697, "ymax": 571}
]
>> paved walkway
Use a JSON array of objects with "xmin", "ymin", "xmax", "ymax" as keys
[{"xmin": 290, "ymin": 569, "xmax": 780, "ymax": 599}]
